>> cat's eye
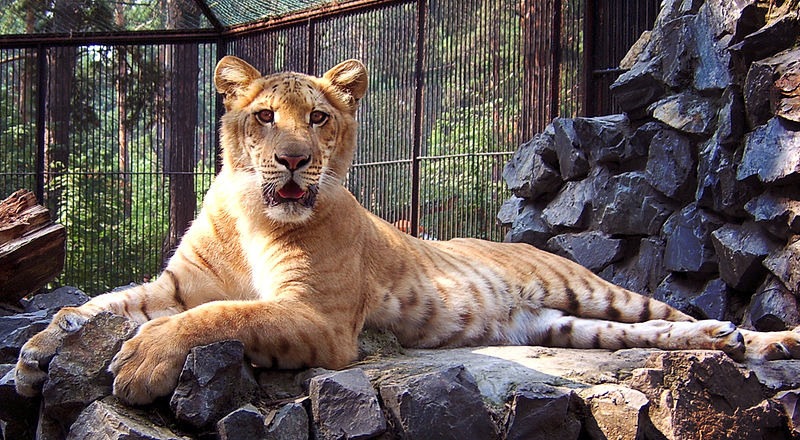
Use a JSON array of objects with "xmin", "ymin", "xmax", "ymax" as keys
[
  {"xmin": 255, "ymin": 109, "xmax": 274, "ymax": 124},
  {"xmin": 310, "ymin": 110, "xmax": 328, "ymax": 125}
]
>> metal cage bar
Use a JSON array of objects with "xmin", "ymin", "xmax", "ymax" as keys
[{"xmin": 0, "ymin": 0, "xmax": 659, "ymax": 292}]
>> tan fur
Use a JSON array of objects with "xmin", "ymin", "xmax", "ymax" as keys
[{"xmin": 15, "ymin": 57, "xmax": 800, "ymax": 405}]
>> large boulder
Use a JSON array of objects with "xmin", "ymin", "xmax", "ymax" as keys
[
  {"xmin": 41, "ymin": 312, "xmax": 138, "ymax": 432},
  {"xmin": 661, "ymin": 203, "xmax": 724, "ymax": 274},
  {"xmin": 504, "ymin": 384, "xmax": 581, "ymax": 440},
  {"xmin": 629, "ymin": 351, "xmax": 788, "ymax": 440},
  {"xmin": 645, "ymin": 129, "xmax": 696, "ymax": 201},
  {"xmin": 738, "ymin": 117, "xmax": 800, "ymax": 186},
  {"xmin": 593, "ymin": 172, "xmax": 675, "ymax": 236},
  {"xmin": 308, "ymin": 369, "xmax": 386, "ymax": 440},
  {"xmin": 67, "ymin": 397, "xmax": 190, "ymax": 440},
  {"xmin": 711, "ymin": 223, "xmax": 781, "ymax": 291},
  {"xmin": 378, "ymin": 365, "xmax": 499, "ymax": 440},
  {"xmin": 503, "ymin": 134, "xmax": 562, "ymax": 200},
  {"xmin": 169, "ymin": 340, "xmax": 258, "ymax": 429}
]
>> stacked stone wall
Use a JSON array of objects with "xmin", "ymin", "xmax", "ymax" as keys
[{"xmin": 501, "ymin": 0, "xmax": 800, "ymax": 329}]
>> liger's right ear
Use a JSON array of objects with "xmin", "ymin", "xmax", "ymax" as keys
[{"xmin": 214, "ymin": 56, "xmax": 262, "ymax": 108}]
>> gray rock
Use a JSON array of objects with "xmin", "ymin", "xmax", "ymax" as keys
[
  {"xmin": 23, "ymin": 287, "xmax": 90, "ymax": 313},
  {"xmin": 738, "ymin": 117, "xmax": 800, "ymax": 186},
  {"xmin": 36, "ymin": 400, "xmax": 63, "ymax": 440},
  {"xmin": 217, "ymin": 404, "xmax": 267, "ymax": 440},
  {"xmin": 649, "ymin": 92, "xmax": 717, "ymax": 136},
  {"xmin": 776, "ymin": 389, "xmax": 800, "ymax": 437},
  {"xmin": 504, "ymin": 201, "xmax": 552, "ymax": 249},
  {"xmin": 715, "ymin": 86, "xmax": 745, "ymax": 148},
  {"xmin": 627, "ymin": 121, "xmax": 664, "ymax": 163},
  {"xmin": 67, "ymin": 397, "xmax": 190, "ymax": 440},
  {"xmin": 308, "ymin": 368, "xmax": 385, "ymax": 440},
  {"xmin": 580, "ymin": 384, "xmax": 650, "ymax": 440},
  {"xmin": 771, "ymin": 48, "xmax": 800, "ymax": 124},
  {"xmin": 546, "ymin": 231, "xmax": 624, "ymax": 272},
  {"xmin": 619, "ymin": 30, "xmax": 651, "ymax": 70},
  {"xmin": 552, "ymin": 118, "xmax": 590, "ymax": 181},
  {"xmin": 0, "ymin": 308, "xmax": 52, "ymax": 363},
  {"xmin": 696, "ymin": 138, "xmax": 757, "ymax": 218},
  {"xmin": 599, "ymin": 238, "xmax": 668, "ymax": 297},
  {"xmin": 628, "ymin": 351, "xmax": 788, "ymax": 440},
  {"xmin": 0, "ymin": 364, "xmax": 36, "ymax": 420},
  {"xmin": 503, "ymin": 134, "xmax": 562, "ymax": 200},
  {"xmin": 265, "ymin": 401, "xmax": 309, "ymax": 440},
  {"xmin": 690, "ymin": 278, "xmax": 730, "ymax": 321},
  {"xmin": 610, "ymin": 55, "xmax": 666, "ymax": 119},
  {"xmin": 711, "ymin": 223, "xmax": 781, "ymax": 291},
  {"xmin": 744, "ymin": 57, "xmax": 777, "ymax": 128},
  {"xmin": 748, "ymin": 276, "xmax": 800, "ymax": 331},
  {"xmin": 693, "ymin": 6, "xmax": 733, "ymax": 92},
  {"xmin": 0, "ymin": 303, "xmax": 22, "ymax": 317},
  {"xmin": 542, "ymin": 179, "xmax": 593, "ymax": 230},
  {"xmin": 497, "ymin": 196, "xmax": 524, "ymax": 228},
  {"xmin": 41, "ymin": 312, "xmax": 138, "ymax": 430},
  {"xmin": 662, "ymin": 203, "xmax": 723, "ymax": 273},
  {"xmin": 743, "ymin": 46, "xmax": 800, "ymax": 125},
  {"xmin": 572, "ymin": 114, "xmax": 632, "ymax": 164},
  {"xmin": 660, "ymin": 15, "xmax": 695, "ymax": 89},
  {"xmin": 504, "ymin": 384, "xmax": 580, "ymax": 440},
  {"xmin": 746, "ymin": 188, "xmax": 800, "ymax": 240},
  {"xmin": 654, "ymin": 274, "xmax": 704, "ymax": 316},
  {"xmin": 763, "ymin": 239, "xmax": 800, "ymax": 293},
  {"xmin": 593, "ymin": 172, "xmax": 675, "ymax": 236},
  {"xmin": 701, "ymin": 0, "xmax": 762, "ymax": 43},
  {"xmin": 0, "ymin": 364, "xmax": 37, "ymax": 439},
  {"xmin": 729, "ymin": 13, "xmax": 800, "ymax": 65},
  {"xmin": 645, "ymin": 128, "xmax": 696, "ymax": 201},
  {"xmin": 379, "ymin": 365, "xmax": 499, "ymax": 440},
  {"xmin": 170, "ymin": 340, "xmax": 252, "ymax": 429}
]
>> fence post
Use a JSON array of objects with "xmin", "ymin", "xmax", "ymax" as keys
[
  {"xmin": 215, "ymin": 38, "xmax": 227, "ymax": 174},
  {"xmin": 307, "ymin": 19, "xmax": 316, "ymax": 75},
  {"xmin": 582, "ymin": 0, "xmax": 594, "ymax": 117},
  {"xmin": 35, "ymin": 44, "xmax": 46, "ymax": 203},
  {"xmin": 410, "ymin": 0, "xmax": 426, "ymax": 238},
  {"xmin": 550, "ymin": 0, "xmax": 562, "ymax": 122}
]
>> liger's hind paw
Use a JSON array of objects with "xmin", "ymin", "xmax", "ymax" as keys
[{"xmin": 741, "ymin": 329, "xmax": 800, "ymax": 361}]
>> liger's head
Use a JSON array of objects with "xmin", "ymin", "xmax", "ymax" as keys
[{"xmin": 214, "ymin": 56, "xmax": 368, "ymax": 223}]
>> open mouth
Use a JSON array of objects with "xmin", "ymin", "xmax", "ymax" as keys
[{"xmin": 264, "ymin": 181, "xmax": 318, "ymax": 208}]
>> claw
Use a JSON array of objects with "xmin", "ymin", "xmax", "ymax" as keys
[{"xmin": 714, "ymin": 322, "xmax": 737, "ymax": 338}]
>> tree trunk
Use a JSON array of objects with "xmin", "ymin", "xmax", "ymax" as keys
[
  {"xmin": 44, "ymin": 0, "xmax": 79, "ymax": 214},
  {"xmin": 164, "ymin": 43, "xmax": 198, "ymax": 257},
  {"xmin": 115, "ymin": 4, "xmax": 132, "ymax": 218}
]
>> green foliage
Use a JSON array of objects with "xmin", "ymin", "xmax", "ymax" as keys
[
  {"xmin": 1, "ymin": 0, "xmax": 589, "ymax": 291},
  {"xmin": 0, "ymin": 36, "xmax": 216, "ymax": 294}
]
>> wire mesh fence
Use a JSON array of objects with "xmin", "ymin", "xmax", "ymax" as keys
[{"xmin": 0, "ymin": 0, "xmax": 658, "ymax": 293}]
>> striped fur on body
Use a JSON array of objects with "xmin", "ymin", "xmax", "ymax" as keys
[{"xmin": 16, "ymin": 56, "xmax": 800, "ymax": 405}]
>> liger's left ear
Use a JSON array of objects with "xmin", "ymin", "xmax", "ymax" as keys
[{"xmin": 323, "ymin": 59, "xmax": 368, "ymax": 109}]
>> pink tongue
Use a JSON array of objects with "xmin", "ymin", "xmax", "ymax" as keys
[{"xmin": 278, "ymin": 181, "xmax": 306, "ymax": 199}]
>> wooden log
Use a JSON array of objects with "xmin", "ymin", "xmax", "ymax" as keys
[
  {"xmin": 0, "ymin": 190, "xmax": 66, "ymax": 304},
  {"xmin": 0, "ymin": 189, "xmax": 51, "ymax": 246}
]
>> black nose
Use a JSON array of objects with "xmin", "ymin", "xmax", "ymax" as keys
[{"xmin": 275, "ymin": 154, "xmax": 311, "ymax": 171}]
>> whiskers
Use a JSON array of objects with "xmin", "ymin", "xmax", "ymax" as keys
[
  {"xmin": 261, "ymin": 181, "xmax": 278, "ymax": 198},
  {"xmin": 318, "ymin": 168, "xmax": 342, "ymax": 192}
]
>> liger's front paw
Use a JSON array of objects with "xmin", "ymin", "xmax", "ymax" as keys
[
  {"xmin": 109, "ymin": 316, "xmax": 189, "ymax": 405},
  {"xmin": 15, "ymin": 307, "xmax": 89, "ymax": 397},
  {"xmin": 15, "ymin": 340, "xmax": 51, "ymax": 397}
]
